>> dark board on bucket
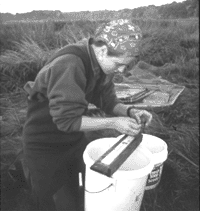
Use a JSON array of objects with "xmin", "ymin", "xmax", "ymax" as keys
[{"xmin": 90, "ymin": 132, "xmax": 143, "ymax": 177}]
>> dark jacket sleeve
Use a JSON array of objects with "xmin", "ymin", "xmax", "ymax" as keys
[
  {"xmin": 96, "ymin": 76, "xmax": 122, "ymax": 115},
  {"xmin": 25, "ymin": 55, "xmax": 88, "ymax": 132},
  {"xmin": 46, "ymin": 54, "xmax": 88, "ymax": 132}
]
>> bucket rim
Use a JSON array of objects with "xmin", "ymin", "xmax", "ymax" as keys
[
  {"xmin": 83, "ymin": 137, "xmax": 154, "ymax": 180},
  {"xmin": 141, "ymin": 134, "xmax": 168, "ymax": 164}
]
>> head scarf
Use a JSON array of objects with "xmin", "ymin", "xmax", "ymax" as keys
[{"xmin": 95, "ymin": 19, "xmax": 142, "ymax": 56}]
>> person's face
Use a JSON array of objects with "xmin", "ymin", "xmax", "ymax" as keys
[{"xmin": 100, "ymin": 47, "xmax": 137, "ymax": 75}]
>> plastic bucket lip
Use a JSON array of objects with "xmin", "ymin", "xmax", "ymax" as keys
[
  {"xmin": 83, "ymin": 137, "xmax": 154, "ymax": 180},
  {"xmin": 140, "ymin": 134, "xmax": 168, "ymax": 164},
  {"xmin": 112, "ymin": 145, "xmax": 154, "ymax": 180}
]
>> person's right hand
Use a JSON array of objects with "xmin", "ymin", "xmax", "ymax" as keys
[{"xmin": 110, "ymin": 117, "xmax": 142, "ymax": 136}]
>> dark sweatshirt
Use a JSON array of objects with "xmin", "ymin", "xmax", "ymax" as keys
[{"xmin": 22, "ymin": 38, "xmax": 122, "ymax": 145}]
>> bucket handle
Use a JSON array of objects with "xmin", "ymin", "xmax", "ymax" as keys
[
  {"xmin": 85, "ymin": 183, "xmax": 113, "ymax": 194},
  {"xmin": 79, "ymin": 172, "xmax": 115, "ymax": 193}
]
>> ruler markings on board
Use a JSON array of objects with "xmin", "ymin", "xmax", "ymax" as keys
[{"xmin": 101, "ymin": 136, "xmax": 135, "ymax": 165}]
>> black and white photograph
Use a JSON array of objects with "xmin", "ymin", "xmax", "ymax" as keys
[{"xmin": 0, "ymin": 0, "xmax": 199, "ymax": 210}]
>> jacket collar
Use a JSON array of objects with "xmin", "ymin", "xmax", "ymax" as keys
[{"xmin": 86, "ymin": 38, "xmax": 103, "ymax": 78}]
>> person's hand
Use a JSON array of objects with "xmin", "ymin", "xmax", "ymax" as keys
[
  {"xmin": 129, "ymin": 108, "xmax": 152, "ymax": 127},
  {"xmin": 110, "ymin": 117, "xmax": 141, "ymax": 136}
]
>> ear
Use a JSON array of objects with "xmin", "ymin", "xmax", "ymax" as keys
[{"xmin": 100, "ymin": 45, "xmax": 108, "ymax": 57}]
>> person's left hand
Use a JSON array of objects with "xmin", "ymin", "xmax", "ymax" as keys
[{"xmin": 129, "ymin": 108, "xmax": 152, "ymax": 127}]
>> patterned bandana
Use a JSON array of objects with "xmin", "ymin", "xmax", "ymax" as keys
[{"xmin": 95, "ymin": 19, "xmax": 142, "ymax": 56}]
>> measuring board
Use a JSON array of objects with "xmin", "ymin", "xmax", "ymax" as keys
[{"xmin": 90, "ymin": 132, "xmax": 143, "ymax": 177}]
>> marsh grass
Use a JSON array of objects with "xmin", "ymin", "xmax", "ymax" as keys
[
  {"xmin": 0, "ymin": 18, "xmax": 199, "ymax": 211},
  {"xmin": 0, "ymin": 18, "xmax": 198, "ymax": 91},
  {"xmin": 0, "ymin": 38, "xmax": 55, "ymax": 91}
]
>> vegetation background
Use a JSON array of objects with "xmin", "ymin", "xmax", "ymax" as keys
[
  {"xmin": 0, "ymin": 0, "xmax": 199, "ymax": 210},
  {"xmin": 0, "ymin": 0, "xmax": 199, "ymax": 22}
]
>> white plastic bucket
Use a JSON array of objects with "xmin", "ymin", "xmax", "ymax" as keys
[
  {"xmin": 83, "ymin": 136, "xmax": 154, "ymax": 211},
  {"xmin": 140, "ymin": 134, "xmax": 168, "ymax": 190}
]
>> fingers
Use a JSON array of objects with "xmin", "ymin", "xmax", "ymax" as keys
[
  {"xmin": 131, "ymin": 110, "xmax": 152, "ymax": 127},
  {"xmin": 141, "ymin": 110, "xmax": 152, "ymax": 126},
  {"xmin": 114, "ymin": 117, "xmax": 143, "ymax": 136},
  {"xmin": 128, "ymin": 120, "xmax": 141, "ymax": 136},
  {"xmin": 146, "ymin": 112, "xmax": 152, "ymax": 126},
  {"xmin": 127, "ymin": 131, "xmax": 140, "ymax": 136},
  {"xmin": 129, "ymin": 118, "xmax": 141, "ymax": 129},
  {"xmin": 133, "ymin": 113, "xmax": 141, "ymax": 124},
  {"xmin": 125, "ymin": 127, "xmax": 140, "ymax": 136},
  {"xmin": 119, "ymin": 118, "xmax": 141, "ymax": 136},
  {"xmin": 129, "ymin": 126, "xmax": 141, "ymax": 136}
]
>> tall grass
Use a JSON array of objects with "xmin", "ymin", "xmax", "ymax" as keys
[
  {"xmin": 0, "ymin": 18, "xmax": 198, "ymax": 91},
  {"xmin": 0, "ymin": 20, "xmax": 96, "ymax": 91},
  {"xmin": 0, "ymin": 20, "xmax": 98, "ymax": 53}
]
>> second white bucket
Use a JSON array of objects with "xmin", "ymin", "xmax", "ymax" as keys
[
  {"xmin": 140, "ymin": 134, "xmax": 168, "ymax": 190},
  {"xmin": 83, "ymin": 136, "xmax": 154, "ymax": 211}
]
